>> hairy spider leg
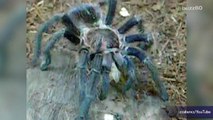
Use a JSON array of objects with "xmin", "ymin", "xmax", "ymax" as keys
[
  {"xmin": 99, "ymin": 53, "xmax": 113, "ymax": 100},
  {"xmin": 61, "ymin": 14, "xmax": 80, "ymax": 38},
  {"xmin": 118, "ymin": 16, "xmax": 142, "ymax": 34},
  {"xmin": 66, "ymin": 3, "xmax": 101, "ymax": 30},
  {"xmin": 63, "ymin": 29, "xmax": 80, "ymax": 45},
  {"xmin": 105, "ymin": 0, "xmax": 117, "ymax": 25},
  {"xmin": 32, "ymin": 14, "xmax": 63, "ymax": 65},
  {"xmin": 122, "ymin": 56, "xmax": 136, "ymax": 93},
  {"xmin": 138, "ymin": 33, "xmax": 154, "ymax": 51},
  {"xmin": 78, "ymin": 54, "xmax": 103, "ymax": 119},
  {"xmin": 40, "ymin": 28, "xmax": 66, "ymax": 71},
  {"xmin": 125, "ymin": 47, "xmax": 169, "ymax": 101},
  {"xmin": 124, "ymin": 34, "xmax": 151, "ymax": 43},
  {"xmin": 117, "ymin": 16, "xmax": 154, "ymax": 50},
  {"xmin": 38, "ymin": 27, "xmax": 81, "ymax": 71},
  {"xmin": 124, "ymin": 33, "xmax": 153, "ymax": 51},
  {"xmin": 112, "ymin": 52, "xmax": 137, "ymax": 93},
  {"xmin": 78, "ymin": 49, "xmax": 89, "ymax": 103}
]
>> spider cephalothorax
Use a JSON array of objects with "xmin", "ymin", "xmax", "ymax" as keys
[
  {"xmin": 83, "ymin": 27, "xmax": 120, "ymax": 52},
  {"xmin": 32, "ymin": 0, "xmax": 168, "ymax": 119}
]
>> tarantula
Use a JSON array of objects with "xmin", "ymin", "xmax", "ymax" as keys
[{"xmin": 32, "ymin": 0, "xmax": 168, "ymax": 119}]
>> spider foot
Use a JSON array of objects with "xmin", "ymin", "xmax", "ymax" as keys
[
  {"xmin": 31, "ymin": 57, "xmax": 39, "ymax": 67},
  {"xmin": 79, "ymin": 97, "xmax": 93, "ymax": 120},
  {"xmin": 40, "ymin": 54, "xmax": 51, "ymax": 71},
  {"xmin": 40, "ymin": 62, "xmax": 49, "ymax": 71},
  {"xmin": 159, "ymin": 88, "xmax": 169, "ymax": 101},
  {"xmin": 99, "ymin": 54, "xmax": 112, "ymax": 101},
  {"xmin": 122, "ymin": 57, "xmax": 136, "ymax": 94},
  {"xmin": 99, "ymin": 90, "xmax": 107, "ymax": 100},
  {"xmin": 144, "ymin": 57, "xmax": 169, "ymax": 101},
  {"xmin": 126, "ymin": 47, "xmax": 169, "ymax": 101}
]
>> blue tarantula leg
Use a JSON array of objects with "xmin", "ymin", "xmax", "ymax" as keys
[
  {"xmin": 78, "ymin": 48, "xmax": 89, "ymax": 103},
  {"xmin": 105, "ymin": 0, "xmax": 117, "ymax": 25},
  {"xmin": 125, "ymin": 47, "xmax": 169, "ymax": 101},
  {"xmin": 125, "ymin": 33, "xmax": 152, "ymax": 44},
  {"xmin": 63, "ymin": 29, "xmax": 80, "ymax": 45},
  {"xmin": 125, "ymin": 33, "xmax": 153, "ymax": 51},
  {"xmin": 32, "ymin": 14, "xmax": 63, "ymax": 66},
  {"xmin": 112, "ymin": 52, "xmax": 136, "ymax": 93},
  {"xmin": 99, "ymin": 53, "xmax": 113, "ymax": 100},
  {"xmin": 61, "ymin": 13, "xmax": 80, "ymax": 36},
  {"xmin": 118, "ymin": 16, "xmax": 142, "ymax": 34},
  {"xmin": 122, "ymin": 56, "xmax": 136, "ymax": 93},
  {"xmin": 40, "ymin": 28, "xmax": 66, "ymax": 71},
  {"xmin": 78, "ymin": 54, "xmax": 103, "ymax": 119}
]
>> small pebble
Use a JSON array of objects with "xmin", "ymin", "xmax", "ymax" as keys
[{"xmin": 119, "ymin": 7, "xmax": 130, "ymax": 17}]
